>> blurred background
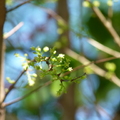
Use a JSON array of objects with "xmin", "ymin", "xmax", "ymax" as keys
[{"xmin": 4, "ymin": 0, "xmax": 120, "ymax": 120}]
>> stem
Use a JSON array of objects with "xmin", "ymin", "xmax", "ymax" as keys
[
  {"xmin": 87, "ymin": 1, "xmax": 120, "ymax": 47},
  {"xmin": 65, "ymin": 48, "xmax": 120, "ymax": 87},
  {"xmin": 3, "ymin": 70, "xmax": 26, "ymax": 102},
  {"xmin": 3, "ymin": 22, "xmax": 24, "ymax": 39},
  {"xmin": 7, "ymin": 0, "xmax": 32, "ymax": 13},
  {"xmin": 3, "ymin": 81, "xmax": 51, "ymax": 107}
]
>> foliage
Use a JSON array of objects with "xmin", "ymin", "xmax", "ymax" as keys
[{"xmin": 11, "ymin": 46, "xmax": 85, "ymax": 95}]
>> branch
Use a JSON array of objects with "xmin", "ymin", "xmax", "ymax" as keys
[
  {"xmin": 3, "ymin": 49, "xmax": 120, "ymax": 106},
  {"xmin": 96, "ymin": 105, "xmax": 112, "ymax": 119},
  {"xmin": 87, "ymin": 1, "xmax": 120, "ymax": 47},
  {"xmin": 88, "ymin": 38, "xmax": 120, "ymax": 57},
  {"xmin": 107, "ymin": 6, "xmax": 113, "ymax": 23},
  {"xmin": 3, "ymin": 70, "xmax": 26, "ymax": 102},
  {"xmin": 71, "ymin": 73, "xmax": 86, "ymax": 82},
  {"xmin": 61, "ymin": 72, "xmax": 86, "ymax": 82},
  {"xmin": 65, "ymin": 48, "xmax": 120, "ymax": 87},
  {"xmin": 3, "ymin": 22, "xmax": 24, "ymax": 39},
  {"xmin": 40, "ymin": 6, "xmax": 67, "ymax": 24},
  {"xmin": 7, "ymin": 0, "xmax": 32, "ymax": 13},
  {"xmin": 63, "ymin": 52, "xmax": 120, "ymax": 77},
  {"xmin": 3, "ymin": 81, "xmax": 51, "ymax": 107}
]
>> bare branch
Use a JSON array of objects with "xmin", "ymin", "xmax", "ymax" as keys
[
  {"xmin": 40, "ymin": 6, "xmax": 67, "ymax": 24},
  {"xmin": 88, "ymin": 38, "xmax": 120, "ymax": 57},
  {"xmin": 3, "ymin": 70, "xmax": 26, "ymax": 102},
  {"xmin": 63, "ymin": 52, "xmax": 120, "ymax": 77},
  {"xmin": 65, "ymin": 48, "xmax": 120, "ymax": 87},
  {"xmin": 96, "ymin": 104, "xmax": 112, "ymax": 119},
  {"xmin": 7, "ymin": 0, "xmax": 32, "ymax": 13},
  {"xmin": 87, "ymin": 1, "xmax": 120, "ymax": 47},
  {"xmin": 3, "ymin": 81, "xmax": 51, "ymax": 107},
  {"xmin": 108, "ymin": 6, "xmax": 113, "ymax": 22},
  {"xmin": 3, "ymin": 22, "xmax": 24, "ymax": 39}
]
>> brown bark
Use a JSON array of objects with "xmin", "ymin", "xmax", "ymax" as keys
[
  {"xmin": 0, "ymin": 0, "xmax": 6, "ymax": 120},
  {"xmin": 113, "ymin": 109, "xmax": 120, "ymax": 120},
  {"xmin": 57, "ymin": 0, "xmax": 77, "ymax": 120},
  {"xmin": 57, "ymin": 0, "xmax": 70, "ymax": 49},
  {"xmin": 58, "ymin": 84, "xmax": 76, "ymax": 120}
]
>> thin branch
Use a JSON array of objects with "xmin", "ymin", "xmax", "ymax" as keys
[
  {"xmin": 87, "ymin": 1, "xmax": 120, "ymax": 47},
  {"xmin": 7, "ymin": 0, "xmax": 32, "ymax": 13},
  {"xmin": 41, "ymin": 6, "xmax": 120, "ymax": 52},
  {"xmin": 88, "ymin": 38, "xmax": 120, "ymax": 57},
  {"xmin": 3, "ymin": 81, "xmax": 51, "ymax": 107},
  {"xmin": 65, "ymin": 48, "xmax": 120, "ymax": 87},
  {"xmin": 3, "ymin": 73, "xmax": 86, "ymax": 107},
  {"xmin": 63, "ymin": 52, "xmax": 120, "ymax": 76},
  {"xmin": 3, "ymin": 50, "xmax": 120, "ymax": 106},
  {"xmin": 71, "ymin": 73, "xmax": 86, "ymax": 82},
  {"xmin": 61, "ymin": 73, "xmax": 86, "ymax": 82},
  {"xmin": 108, "ymin": 6, "xmax": 113, "ymax": 23},
  {"xmin": 96, "ymin": 104, "xmax": 112, "ymax": 119},
  {"xmin": 3, "ymin": 70, "xmax": 26, "ymax": 102},
  {"xmin": 3, "ymin": 22, "xmax": 24, "ymax": 39},
  {"xmin": 40, "ymin": 6, "xmax": 67, "ymax": 24},
  {"xmin": 94, "ymin": 56, "xmax": 120, "ymax": 64}
]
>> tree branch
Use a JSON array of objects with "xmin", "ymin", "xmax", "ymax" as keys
[
  {"xmin": 3, "ymin": 81, "xmax": 51, "ymax": 107},
  {"xmin": 65, "ymin": 48, "xmax": 120, "ymax": 87},
  {"xmin": 3, "ymin": 70, "xmax": 26, "ymax": 102},
  {"xmin": 63, "ymin": 52, "xmax": 120, "ymax": 77},
  {"xmin": 3, "ymin": 22, "xmax": 24, "ymax": 39},
  {"xmin": 7, "ymin": 0, "xmax": 32, "ymax": 13},
  {"xmin": 71, "ymin": 73, "xmax": 86, "ymax": 82},
  {"xmin": 87, "ymin": 1, "xmax": 120, "ymax": 47},
  {"xmin": 88, "ymin": 38, "xmax": 120, "ymax": 57}
]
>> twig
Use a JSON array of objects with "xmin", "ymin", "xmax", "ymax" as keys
[
  {"xmin": 88, "ymin": 38, "xmax": 120, "ymax": 57},
  {"xmin": 3, "ymin": 50, "xmax": 120, "ymax": 106},
  {"xmin": 61, "ymin": 73, "xmax": 86, "ymax": 82},
  {"xmin": 3, "ymin": 22, "xmax": 24, "ymax": 39},
  {"xmin": 40, "ymin": 6, "xmax": 67, "ymax": 24},
  {"xmin": 65, "ymin": 48, "xmax": 120, "ymax": 87},
  {"xmin": 71, "ymin": 73, "xmax": 86, "ymax": 82},
  {"xmin": 3, "ymin": 73, "xmax": 86, "ymax": 107},
  {"xmin": 108, "ymin": 6, "xmax": 113, "ymax": 23},
  {"xmin": 87, "ymin": 1, "xmax": 120, "ymax": 47},
  {"xmin": 3, "ymin": 70, "xmax": 26, "ymax": 102},
  {"xmin": 96, "ymin": 104, "xmax": 112, "ymax": 119},
  {"xmin": 7, "ymin": 0, "xmax": 32, "ymax": 13},
  {"xmin": 63, "ymin": 52, "xmax": 120, "ymax": 77},
  {"xmin": 3, "ymin": 81, "xmax": 51, "ymax": 107}
]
